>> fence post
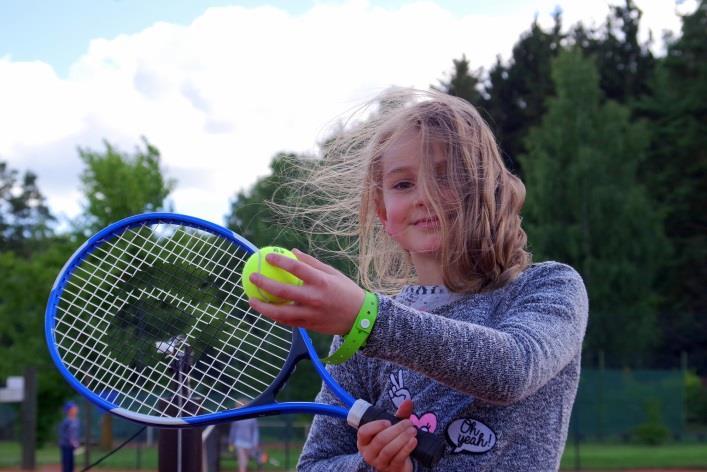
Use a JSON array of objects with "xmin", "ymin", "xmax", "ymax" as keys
[
  {"xmin": 681, "ymin": 351, "xmax": 688, "ymax": 434},
  {"xmin": 21, "ymin": 367, "xmax": 36, "ymax": 470},
  {"xmin": 284, "ymin": 415, "xmax": 292, "ymax": 471},
  {"xmin": 598, "ymin": 350, "xmax": 605, "ymax": 440},
  {"xmin": 83, "ymin": 398, "xmax": 92, "ymax": 468},
  {"xmin": 572, "ymin": 409, "xmax": 581, "ymax": 471}
]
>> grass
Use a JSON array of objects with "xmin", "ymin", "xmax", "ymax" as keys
[
  {"xmin": 0, "ymin": 440, "xmax": 304, "ymax": 470},
  {"xmin": 560, "ymin": 442, "xmax": 707, "ymax": 470},
  {"xmin": 2, "ymin": 440, "xmax": 706, "ymax": 470},
  {"xmin": 0, "ymin": 441, "xmax": 156, "ymax": 468}
]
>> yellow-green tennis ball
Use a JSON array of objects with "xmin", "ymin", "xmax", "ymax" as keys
[{"xmin": 241, "ymin": 247, "xmax": 302, "ymax": 304}]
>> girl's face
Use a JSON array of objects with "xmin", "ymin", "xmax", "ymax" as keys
[{"xmin": 377, "ymin": 130, "xmax": 448, "ymax": 277}]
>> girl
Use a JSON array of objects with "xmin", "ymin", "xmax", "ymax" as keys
[{"xmin": 248, "ymin": 89, "xmax": 588, "ymax": 471}]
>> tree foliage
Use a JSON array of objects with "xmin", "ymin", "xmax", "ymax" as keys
[
  {"xmin": 439, "ymin": 16, "xmax": 563, "ymax": 174},
  {"xmin": 0, "ymin": 161, "xmax": 53, "ymax": 256},
  {"xmin": 637, "ymin": 0, "xmax": 707, "ymax": 369},
  {"xmin": 78, "ymin": 138, "xmax": 175, "ymax": 232},
  {"xmin": 576, "ymin": 0, "xmax": 655, "ymax": 105},
  {"xmin": 226, "ymin": 153, "xmax": 309, "ymax": 252},
  {"xmin": 0, "ymin": 238, "xmax": 77, "ymax": 443},
  {"xmin": 521, "ymin": 50, "xmax": 667, "ymax": 365},
  {"xmin": 0, "ymin": 139, "xmax": 178, "ymax": 442}
]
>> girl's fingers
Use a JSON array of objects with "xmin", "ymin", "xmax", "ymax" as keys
[
  {"xmin": 358, "ymin": 420, "xmax": 417, "ymax": 471},
  {"xmin": 264, "ymin": 253, "xmax": 323, "ymax": 285},
  {"xmin": 248, "ymin": 298, "xmax": 312, "ymax": 327},
  {"xmin": 387, "ymin": 436, "xmax": 417, "ymax": 471},
  {"xmin": 291, "ymin": 249, "xmax": 340, "ymax": 275},
  {"xmin": 376, "ymin": 426, "xmax": 417, "ymax": 466},
  {"xmin": 248, "ymin": 272, "xmax": 313, "ymax": 306},
  {"xmin": 395, "ymin": 399, "xmax": 414, "ymax": 419},
  {"xmin": 357, "ymin": 420, "xmax": 391, "ymax": 448}
]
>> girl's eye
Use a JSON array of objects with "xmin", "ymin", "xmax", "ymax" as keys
[{"xmin": 392, "ymin": 181, "xmax": 413, "ymax": 190}]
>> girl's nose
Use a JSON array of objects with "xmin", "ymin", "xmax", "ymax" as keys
[{"xmin": 413, "ymin": 185, "xmax": 430, "ymax": 207}]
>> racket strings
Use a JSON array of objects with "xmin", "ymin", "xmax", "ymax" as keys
[
  {"xmin": 60, "ymin": 252, "xmax": 289, "ymax": 413},
  {"xmin": 70, "ymin": 234, "xmax": 291, "ymax": 364},
  {"xmin": 54, "ymin": 222, "xmax": 292, "ymax": 418}
]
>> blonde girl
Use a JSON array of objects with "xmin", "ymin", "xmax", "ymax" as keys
[{"xmin": 248, "ymin": 89, "xmax": 588, "ymax": 471}]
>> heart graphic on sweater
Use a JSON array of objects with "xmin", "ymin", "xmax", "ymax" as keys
[{"xmin": 409, "ymin": 412, "xmax": 437, "ymax": 433}]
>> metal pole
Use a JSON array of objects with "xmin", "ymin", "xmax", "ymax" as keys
[
  {"xmin": 598, "ymin": 350, "xmax": 605, "ymax": 440},
  {"xmin": 21, "ymin": 367, "xmax": 36, "ymax": 470},
  {"xmin": 573, "ymin": 409, "xmax": 581, "ymax": 471},
  {"xmin": 83, "ymin": 398, "xmax": 92, "ymax": 469},
  {"xmin": 681, "ymin": 351, "xmax": 688, "ymax": 435}
]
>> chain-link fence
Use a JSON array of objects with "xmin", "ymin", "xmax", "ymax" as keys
[{"xmin": 1, "ymin": 364, "xmax": 705, "ymax": 469}]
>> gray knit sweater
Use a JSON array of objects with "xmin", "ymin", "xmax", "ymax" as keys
[{"xmin": 298, "ymin": 262, "xmax": 588, "ymax": 471}]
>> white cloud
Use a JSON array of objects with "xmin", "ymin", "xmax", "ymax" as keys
[{"xmin": 0, "ymin": 0, "xmax": 693, "ymax": 227}]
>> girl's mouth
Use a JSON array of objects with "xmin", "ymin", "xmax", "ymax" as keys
[{"xmin": 413, "ymin": 217, "xmax": 440, "ymax": 228}]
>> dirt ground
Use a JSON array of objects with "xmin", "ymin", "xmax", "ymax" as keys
[
  {"xmin": 0, "ymin": 465, "xmax": 707, "ymax": 472},
  {"xmin": 0, "ymin": 468, "xmax": 149, "ymax": 472},
  {"xmin": 2, "ymin": 467, "xmax": 705, "ymax": 472}
]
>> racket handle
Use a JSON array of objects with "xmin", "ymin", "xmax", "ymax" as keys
[{"xmin": 348, "ymin": 399, "xmax": 445, "ymax": 468}]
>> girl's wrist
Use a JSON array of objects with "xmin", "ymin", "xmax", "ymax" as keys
[{"xmin": 322, "ymin": 291, "xmax": 379, "ymax": 364}]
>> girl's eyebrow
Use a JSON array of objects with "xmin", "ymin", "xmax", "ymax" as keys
[
  {"xmin": 383, "ymin": 159, "xmax": 447, "ymax": 180},
  {"xmin": 383, "ymin": 166, "xmax": 413, "ymax": 178}
]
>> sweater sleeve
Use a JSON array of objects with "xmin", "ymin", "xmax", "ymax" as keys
[
  {"xmin": 362, "ymin": 262, "xmax": 588, "ymax": 405},
  {"xmin": 297, "ymin": 340, "xmax": 372, "ymax": 471}
]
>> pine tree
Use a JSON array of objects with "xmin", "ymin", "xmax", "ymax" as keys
[
  {"xmin": 572, "ymin": 0, "xmax": 655, "ymax": 105},
  {"xmin": 482, "ymin": 16, "xmax": 563, "ymax": 175},
  {"xmin": 0, "ymin": 162, "xmax": 53, "ymax": 255},
  {"xmin": 522, "ymin": 50, "xmax": 666, "ymax": 365},
  {"xmin": 434, "ymin": 54, "xmax": 483, "ymax": 105},
  {"xmin": 638, "ymin": 1, "xmax": 706, "ymax": 371}
]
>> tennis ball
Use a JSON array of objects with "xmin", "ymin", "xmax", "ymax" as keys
[{"xmin": 241, "ymin": 247, "xmax": 302, "ymax": 304}]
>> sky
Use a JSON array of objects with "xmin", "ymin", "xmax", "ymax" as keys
[{"xmin": 0, "ymin": 0, "xmax": 697, "ymax": 228}]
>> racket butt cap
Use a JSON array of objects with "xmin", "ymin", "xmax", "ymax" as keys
[{"xmin": 347, "ymin": 398, "xmax": 371, "ymax": 428}]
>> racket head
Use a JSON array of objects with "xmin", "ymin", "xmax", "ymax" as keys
[{"xmin": 45, "ymin": 212, "xmax": 319, "ymax": 426}]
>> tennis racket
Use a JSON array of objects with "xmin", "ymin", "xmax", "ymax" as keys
[{"xmin": 45, "ymin": 212, "xmax": 445, "ymax": 467}]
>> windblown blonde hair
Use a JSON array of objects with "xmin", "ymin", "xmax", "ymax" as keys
[{"xmin": 281, "ymin": 88, "xmax": 530, "ymax": 294}]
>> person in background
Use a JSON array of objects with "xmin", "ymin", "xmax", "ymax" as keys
[
  {"xmin": 228, "ymin": 416, "xmax": 260, "ymax": 472},
  {"xmin": 59, "ymin": 401, "xmax": 80, "ymax": 472}
]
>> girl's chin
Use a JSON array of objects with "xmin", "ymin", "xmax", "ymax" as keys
[{"xmin": 410, "ymin": 245, "xmax": 442, "ymax": 257}]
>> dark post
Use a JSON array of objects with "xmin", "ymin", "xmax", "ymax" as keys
[
  {"xmin": 157, "ymin": 341, "xmax": 202, "ymax": 472},
  {"xmin": 284, "ymin": 415, "xmax": 292, "ymax": 471},
  {"xmin": 21, "ymin": 367, "xmax": 36, "ymax": 470},
  {"xmin": 572, "ymin": 409, "xmax": 581, "ymax": 471},
  {"xmin": 83, "ymin": 398, "xmax": 92, "ymax": 469},
  {"xmin": 157, "ymin": 388, "xmax": 202, "ymax": 470},
  {"xmin": 681, "ymin": 351, "xmax": 688, "ymax": 435},
  {"xmin": 598, "ymin": 350, "xmax": 605, "ymax": 440}
]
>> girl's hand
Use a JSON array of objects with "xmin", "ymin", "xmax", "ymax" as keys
[
  {"xmin": 247, "ymin": 249, "xmax": 366, "ymax": 335},
  {"xmin": 357, "ymin": 399, "xmax": 417, "ymax": 472}
]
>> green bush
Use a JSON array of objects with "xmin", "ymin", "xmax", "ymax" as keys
[
  {"xmin": 632, "ymin": 400, "xmax": 670, "ymax": 445},
  {"xmin": 685, "ymin": 372, "xmax": 707, "ymax": 425}
]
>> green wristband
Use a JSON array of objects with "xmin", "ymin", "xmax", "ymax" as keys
[{"xmin": 321, "ymin": 291, "xmax": 378, "ymax": 365}]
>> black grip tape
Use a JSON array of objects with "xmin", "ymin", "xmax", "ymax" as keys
[{"xmin": 360, "ymin": 405, "xmax": 445, "ymax": 468}]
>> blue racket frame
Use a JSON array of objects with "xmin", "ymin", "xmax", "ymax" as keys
[{"xmin": 45, "ymin": 212, "xmax": 353, "ymax": 427}]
